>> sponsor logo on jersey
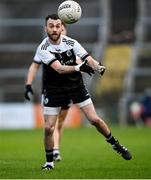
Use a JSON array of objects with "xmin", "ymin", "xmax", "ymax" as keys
[
  {"xmin": 55, "ymin": 49, "xmax": 61, "ymax": 52},
  {"xmin": 57, "ymin": 53, "xmax": 62, "ymax": 59}
]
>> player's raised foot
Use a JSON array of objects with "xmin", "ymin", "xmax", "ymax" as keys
[
  {"xmin": 42, "ymin": 162, "xmax": 54, "ymax": 170},
  {"xmin": 53, "ymin": 153, "xmax": 62, "ymax": 161},
  {"xmin": 111, "ymin": 140, "xmax": 132, "ymax": 160}
]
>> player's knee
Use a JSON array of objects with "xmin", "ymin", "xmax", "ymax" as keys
[{"xmin": 44, "ymin": 125, "xmax": 54, "ymax": 136}]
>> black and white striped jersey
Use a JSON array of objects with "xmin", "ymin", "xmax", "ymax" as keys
[{"xmin": 33, "ymin": 35, "xmax": 89, "ymax": 89}]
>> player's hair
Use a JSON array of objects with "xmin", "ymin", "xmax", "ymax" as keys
[{"xmin": 45, "ymin": 14, "xmax": 61, "ymax": 24}]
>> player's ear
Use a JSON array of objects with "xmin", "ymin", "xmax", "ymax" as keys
[
  {"xmin": 44, "ymin": 26, "xmax": 47, "ymax": 33},
  {"xmin": 61, "ymin": 26, "xmax": 67, "ymax": 36}
]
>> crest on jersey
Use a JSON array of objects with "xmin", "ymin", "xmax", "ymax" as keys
[{"xmin": 66, "ymin": 50, "xmax": 72, "ymax": 57}]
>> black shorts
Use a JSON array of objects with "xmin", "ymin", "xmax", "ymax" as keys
[
  {"xmin": 61, "ymin": 101, "xmax": 70, "ymax": 110},
  {"xmin": 42, "ymin": 94, "xmax": 70, "ymax": 110},
  {"xmin": 43, "ymin": 85, "xmax": 91, "ymax": 108}
]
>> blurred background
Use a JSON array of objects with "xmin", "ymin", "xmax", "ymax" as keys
[{"xmin": 0, "ymin": 0, "xmax": 151, "ymax": 129}]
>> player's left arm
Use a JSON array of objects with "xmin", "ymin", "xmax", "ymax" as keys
[
  {"xmin": 86, "ymin": 56, "xmax": 106, "ymax": 76},
  {"xmin": 73, "ymin": 40, "xmax": 105, "ymax": 76},
  {"xmin": 76, "ymin": 56, "xmax": 82, "ymax": 64}
]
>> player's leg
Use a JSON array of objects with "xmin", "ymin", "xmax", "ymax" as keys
[
  {"xmin": 80, "ymin": 102, "xmax": 132, "ymax": 160},
  {"xmin": 42, "ymin": 114, "xmax": 58, "ymax": 170},
  {"xmin": 42, "ymin": 90, "xmax": 69, "ymax": 169},
  {"xmin": 71, "ymin": 85, "xmax": 132, "ymax": 160},
  {"xmin": 53, "ymin": 108, "xmax": 69, "ymax": 161}
]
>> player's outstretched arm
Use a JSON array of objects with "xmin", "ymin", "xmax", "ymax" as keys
[
  {"xmin": 75, "ymin": 60, "xmax": 94, "ymax": 76},
  {"xmin": 50, "ymin": 60, "xmax": 94, "ymax": 76},
  {"xmin": 86, "ymin": 56, "xmax": 106, "ymax": 76}
]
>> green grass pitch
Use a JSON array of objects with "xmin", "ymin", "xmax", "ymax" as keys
[{"xmin": 0, "ymin": 126, "xmax": 151, "ymax": 179}]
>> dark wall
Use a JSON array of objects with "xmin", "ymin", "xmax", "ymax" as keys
[{"xmin": 110, "ymin": 0, "xmax": 137, "ymax": 43}]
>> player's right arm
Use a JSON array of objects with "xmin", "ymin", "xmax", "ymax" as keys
[
  {"xmin": 50, "ymin": 60, "xmax": 93, "ymax": 75},
  {"xmin": 37, "ymin": 46, "xmax": 94, "ymax": 75},
  {"xmin": 26, "ymin": 62, "xmax": 40, "ymax": 85},
  {"xmin": 24, "ymin": 46, "xmax": 42, "ymax": 101},
  {"xmin": 24, "ymin": 62, "xmax": 40, "ymax": 101}
]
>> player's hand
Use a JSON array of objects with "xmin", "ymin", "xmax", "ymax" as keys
[
  {"xmin": 24, "ymin": 85, "xmax": 34, "ymax": 101},
  {"xmin": 96, "ymin": 63, "xmax": 106, "ymax": 76},
  {"xmin": 75, "ymin": 60, "xmax": 95, "ymax": 76}
]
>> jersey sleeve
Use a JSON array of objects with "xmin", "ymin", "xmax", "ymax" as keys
[
  {"xmin": 34, "ymin": 46, "xmax": 57, "ymax": 65},
  {"xmin": 33, "ymin": 48, "xmax": 42, "ymax": 64},
  {"xmin": 73, "ymin": 40, "xmax": 89, "ymax": 61}
]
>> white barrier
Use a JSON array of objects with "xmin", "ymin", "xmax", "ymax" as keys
[
  {"xmin": 0, "ymin": 103, "xmax": 34, "ymax": 129},
  {"xmin": 0, "ymin": 103, "xmax": 82, "ymax": 129}
]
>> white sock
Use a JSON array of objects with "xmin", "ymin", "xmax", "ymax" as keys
[
  {"xmin": 53, "ymin": 149, "xmax": 60, "ymax": 155},
  {"xmin": 46, "ymin": 161, "xmax": 54, "ymax": 167}
]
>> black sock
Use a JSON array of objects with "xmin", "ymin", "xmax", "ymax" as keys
[
  {"xmin": 105, "ymin": 132, "xmax": 117, "ymax": 145},
  {"xmin": 45, "ymin": 149, "xmax": 53, "ymax": 162}
]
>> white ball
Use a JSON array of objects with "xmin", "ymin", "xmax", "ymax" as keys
[{"xmin": 58, "ymin": 0, "xmax": 82, "ymax": 24}]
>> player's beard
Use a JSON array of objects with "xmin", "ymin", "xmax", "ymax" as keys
[{"xmin": 48, "ymin": 33, "xmax": 61, "ymax": 43}]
